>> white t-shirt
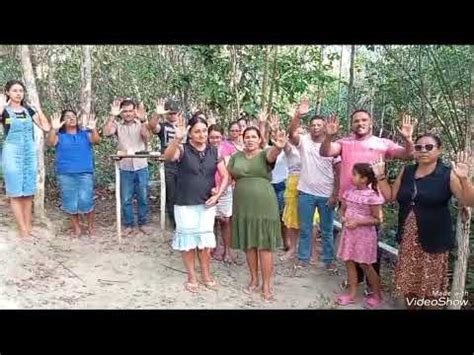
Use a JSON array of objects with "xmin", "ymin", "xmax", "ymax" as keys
[
  {"xmin": 271, "ymin": 150, "xmax": 288, "ymax": 184},
  {"xmin": 285, "ymin": 144, "xmax": 301, "ymax": 175},
  {"xmin": 297, "ymin": 134, "xmax": 340, "ymax": 197}
]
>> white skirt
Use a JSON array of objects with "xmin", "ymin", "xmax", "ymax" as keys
[
  {"xmin": 172, "ymin": 204, "xmax": 216, "ymax": 251},
  {"xmin": 216, "ymin": 186, "xmax": 233, "ymax": 218}
]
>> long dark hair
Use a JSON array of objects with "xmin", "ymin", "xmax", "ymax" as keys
[
  {"xmin": 353, "ymin": 163, "xmax": 378, "ymax": 194},
  {"xmin": 59, "ymin": 109, "xmax": 78, "ymax": 133},
  {"xmin": 4, "ymin": 80, "xmax": 27, "ymax": 107}
]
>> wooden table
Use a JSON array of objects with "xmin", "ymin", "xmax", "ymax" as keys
[{"xmin": 111, "ymin": 154, "xmax": 165, "ymax": 242}]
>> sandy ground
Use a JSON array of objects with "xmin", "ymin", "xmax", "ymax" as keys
[{"xmin": 0, "ymin": 194, "xmax": 396, "ymax": 309}]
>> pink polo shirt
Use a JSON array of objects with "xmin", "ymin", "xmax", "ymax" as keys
[{"xmin": 336, "ymin": 134, "xmax": 405, "ymax": 199}]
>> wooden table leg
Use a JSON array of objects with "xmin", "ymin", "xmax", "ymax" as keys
[{"xmin": 115, "ymin": 161, "xmax": 122, "ymax": 243}]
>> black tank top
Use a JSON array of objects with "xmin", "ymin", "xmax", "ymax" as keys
[
  {"xmin": 175, "ymin": 143, "xmax": 218, "ymax": 206},
  {"xmin": 396, "ymin": 160, "xmax": 453, "ymax": 253}
]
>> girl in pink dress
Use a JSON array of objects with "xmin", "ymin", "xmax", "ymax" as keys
[{"xmin": 336, "ymin": 163, "xmax": 384, "ymax": 308}]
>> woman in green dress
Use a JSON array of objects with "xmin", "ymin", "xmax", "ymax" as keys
[{"xmin": 228, "ymin": 126, "xmax": 287, "ymax": 301}]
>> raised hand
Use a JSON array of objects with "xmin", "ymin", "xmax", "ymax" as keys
[
  {"xmin": 136, "ymin": 102, "xmax": 147, "ymax": 121},
  {"xmin": 326, "ymin": 114, "xmax": 340, "ymax": 136},
  {"xmin": 174, "ymin": 112, "xmax": 188, "ymax": 141},
  {"xmin": 271, "ymin": 129, "xmax": 287, "ymax": 149},
  {"xmin": 258, "ymin": 107, "xmax": 268, "ymax": 124},
  {"xmin": 297, "ymin": 96, "xmax": 310, "ymax": 116},
  {"xmin": 84, "ymin": 113, "xmax": 97, "ymax": 130},
  {"xmin": 397, "ymin": 113, "xmax": 415, "ymax": 140},
  {"xmin": 50, "ymin": 112, "xmax": 64, "ymax": 131},
  {"xmin": 287, "ymin": 104, "xmax": 297, "ymax": 118},
  {"xmin": 370, "ymin": 156, "xmax": 386, "ymax": 179},
  {"xmin": 155, "ymin": 98, "xmax": 169, "ymax": 115},
  {"xmin": 207, "ymin": 111, "xmax": 216, "ymax": 126},
  {"xmin": 0, "ymin": 93, "xmax": 10, "ymax": 114},
  {"xmin": 268, "ymin": 114, "xmax": 280, "ymax": 132},
  {"xmin": 110, "ymin": 99, "xmax": 122, "ymax": 116},
  {"xmin": 452, "ymin": 151, "xmax": 472, "ymax": 180}
]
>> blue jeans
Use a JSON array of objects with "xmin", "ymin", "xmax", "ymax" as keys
[
  {"xmin": 272, "ymin": 180, "xmax": 286, "ymax": 216},
  {"xmin": 120, "ymin": 167, "xmax": 149, "ymax": 227},
  {"xmin": 297, "ymin": 191, "xmax": 335, "ymax": 264}
]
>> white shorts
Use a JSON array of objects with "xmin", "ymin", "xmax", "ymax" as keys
[{"xmin": 216, "ymin": 186, "xmax": 233, "ymax": 218}]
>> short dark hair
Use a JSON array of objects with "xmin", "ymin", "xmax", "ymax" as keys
[
  {"xmin": 309, "ymin": 115, "xmax": 325, "ymax": 125},
  {"xmin": 120, "ymin": 99, "xmax": 136, "ymax": 109},
  {"xmin": 229, "ymin": 121, "xmax": 240, "ymax": 130},
  {"xmin": 350, "ymin": 109, "xmax": 371, "ymax": 122}
]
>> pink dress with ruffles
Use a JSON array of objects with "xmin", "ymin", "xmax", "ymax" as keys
[{"xmin": 337, "ymin": 187, "xmax": 385, "ymax": 264}]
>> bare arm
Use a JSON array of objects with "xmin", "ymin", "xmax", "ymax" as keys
[
  {"xmin": 46, "ymin": 129, "xmax": 59, "ymax": 147},
  {"xmin": 288, "ymin": 111, "xmax": 302, "ymax": 146},
  {"xmin": 450, "ymin": 152, "xmax": 474, "ymax": 207},
  {"xmin": 377, "ymin": 167, "xmax": 404, "ymax": 203},
  {"xmin": 162, "ymin": 139, "xmax": 182, "ymax": 162},
  {"xmin": 320, "ymin": 115, "xmax": 342, "ymax": 157},
  {"xmin": 103, "ymin": 114, "xmax": 118, "ymax": 136},
  {"xmin": 33, "ymin": 110, "xmax": 51, "ymax": 132},
  {"xmin": 88, "ymin": 128, "xmax": 101, "ymax": 144},
  {"xmin": 140, "ymin": 122, "xmax": 150, "ymax": 142},
  {"xmin": 147, "ymin": 112, "xmax": 162, "ymax": 134}
]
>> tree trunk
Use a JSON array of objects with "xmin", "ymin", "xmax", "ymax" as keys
[
  {"xmin": 347, "ymin": 45, "xmax": 356, "ymax": 130},
  {"xmin": 230, "ymin": 45, "xmax": 242, "ymax": 119},
  {"xmin": 316, "ymin": 45, "xmax": 325, "ymax": 115},
  {"xmin": 379, "ymin": 93, "xmax": 386, "ymax": 137},
  {"xmin": 267, "ymin": 46, "xmax": 279, "ymax": 113},
  {"xmin": 19, "ymin": 45, "xmax": 45, "ymax": 218},
  {"xmin": 260, "ymin": 46, "xmax": 271, "ymax": 110},
  {"xmin": 336, "ymin": 45, "xmax": 344, "ymax": 114},
  {"xmin": 448, "ymin": 44, "xmax": 473, "ymax": 309},
  {"xmin": 80, "ymin": 45, "xmax": 92, "ymax": 123}
]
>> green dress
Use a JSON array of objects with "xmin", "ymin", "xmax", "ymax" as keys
[{"xmin": 228, "ymin": 150, "xmax": 281, "ymax": 251}]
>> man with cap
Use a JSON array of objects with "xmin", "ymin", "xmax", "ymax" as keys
[{"xmin": 148, "ymin": 98, "xmax": 182, "ymax": 229}]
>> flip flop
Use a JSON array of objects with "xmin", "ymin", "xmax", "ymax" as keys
[
  {"xmin": 336, "ymin": 294, "xmax": 356, "ymax": 306},
  {"xmin": 184, "ymin": 282, "xmax": 199, "ymax": 293}
]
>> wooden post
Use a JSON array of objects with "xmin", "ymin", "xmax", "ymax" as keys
[
  {"xmin": 115, "ymin": 161, "xmax": 122, "ymax": 243},
  {"xmin": 160, "ymin": 161, "xmax": 166, "ymax": 231}
]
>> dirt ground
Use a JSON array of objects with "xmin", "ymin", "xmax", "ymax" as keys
[{"xmin": 0, "ymin": 194, "xmax": 396, "ymax": 309}]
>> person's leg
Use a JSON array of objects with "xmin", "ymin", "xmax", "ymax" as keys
[
  {"xmin": 165, "ymin": 166, "xmax": 177, "ymax": 229},
  {"xmin": 360, "ymin": 263, "xmax": 383, "ymax": 306},
  {"xmin": 338, "ymin": 260, "xmax": 358, "ymax": 304},
  {"xmin": 136, "ymin": 168, "xmax": 151, "ymax": 232},
  {"xmin": 282, "ymin": 228, "xmax": 298, "ymax": 260},
  {"xmin": 86, "ymin": 210, "xmax": 96, "ymax": 237},
  {"xmin": 245, "ymin": 248, "xmax": 259, "ymax": 292},
  {"xmin": 315, "ymin": 196, "xmax": 336, "ymax": 269},
  {"xmin": 70, "ymin": 214, "xmax": 81, "ymax": 237},
  {"xmin": 259, "ymin": 249, "xmax": 274, "ymax": 299},
  {"xmin": 10, "ymin": 197, "xmax": 28, "ymax": 237},
  {"xmin": 197, "ymin": 248, "xmax": 214, "ymax": 285},
  {"xmin": 23, "ymin": 196, "xmax": 34, "ymax": 235},
  {"xmin": 182, "ymin": 249, "xmax": 198, "ymax": 292},
  {"xmin": 297, "ymin": 192, "xmax": 317, "ymax": 265},
  {"xmin": 120, "ymin": 170, "xmax": 135, "ymax": 232},
  {"xmin": 220, "ymin": 217, "xmax": 235, "ymax": 263}
]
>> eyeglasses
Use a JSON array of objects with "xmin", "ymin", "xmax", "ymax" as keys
[{"xmin": 414, "ymin": 144, "xmax": 436, "ymax": 152}]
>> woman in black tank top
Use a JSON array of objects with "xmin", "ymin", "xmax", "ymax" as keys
[{"xmin": 372, "ymin": 133, "xmax": 474, "ymax": 308}]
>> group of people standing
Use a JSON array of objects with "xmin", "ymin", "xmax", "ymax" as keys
[{"xmin": 1, "ymin": 78, "xmax": 474, "ymax": 308}]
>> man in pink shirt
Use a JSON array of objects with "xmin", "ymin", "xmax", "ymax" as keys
[
  {"xmin": 320, "ymin": 109, "xmax": 415, "ymax": 198},
  {"xmin": 320, "ymin": 108, "xmax": 415, "ymax": 291}
]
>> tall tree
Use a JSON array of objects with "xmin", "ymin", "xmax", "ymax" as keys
[
  {"xmin": 347, "ymin": 45, "xmax": 356, "ymax": 129},
  {"xmin": 19, "ymin": 45, "xmax": 46, "ymax": 218}
]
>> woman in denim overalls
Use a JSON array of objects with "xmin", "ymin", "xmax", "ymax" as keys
[{"xmin": 0, "ymin": 80, "xmax": 50, "ymax": 238}]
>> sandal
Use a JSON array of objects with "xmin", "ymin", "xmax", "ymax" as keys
[
  {"xmin": 184, "ymin": 281, "xmax": 199, "ymax": 293},
  {"xmin": 201, "ymin": 279, "xmax": 218, "ymax": 290},
  {"xmin": 336, "ymin": 294, "xmax": 356, "ymax": 306},
  {"xmin": 365, "ymin": 294, "xmax": 383, "ymax": 309},
  {"xmin": 243, "ymin": 284, "xmax": 259, "ymax": 295}
]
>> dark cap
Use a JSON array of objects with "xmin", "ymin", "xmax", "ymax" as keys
[{"xmin": 164, "ymin": 99, "xmax": 181, "ymax": 113}]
